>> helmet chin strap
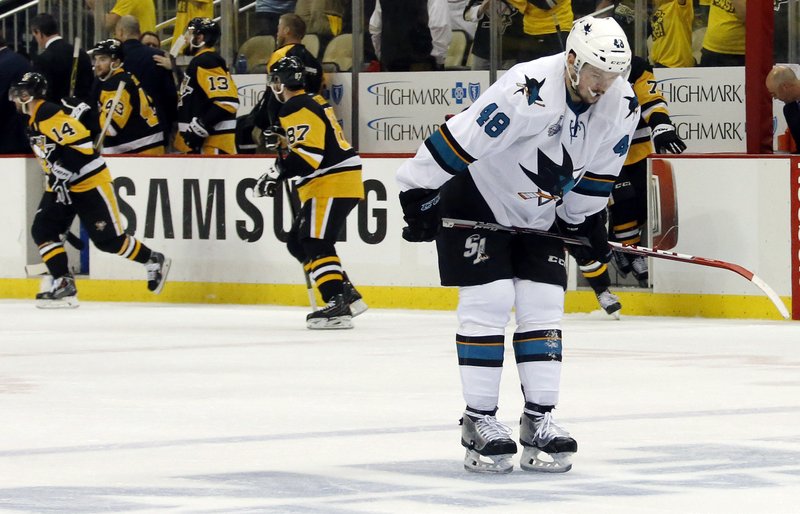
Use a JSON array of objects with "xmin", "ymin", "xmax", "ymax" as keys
[
  {"xmin": 98, "ymin": 61, "xmax": 122, "ymax": 82},
  {"xmin": 270, "ymin": 83, "xmax": 286, "ymax": 103}
]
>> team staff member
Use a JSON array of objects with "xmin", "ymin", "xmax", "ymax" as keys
[
  {"xmin": 0, "ymin": 33, "xmax": 32, "ymax": 154},
  {"xmin": 30, "ymin": 13, "xmax": 93, "ymax": 104},
  {"xmin": 255, "ymin": 56, "xmax": 366, "ymax": 329},
  {"xmin": 253, "ymin": 13, "xmax": 323, "ymax": 146},
  {"xmin": 85, "ymin": 39, "xmax": 165, "ymax": 154},
  {"xmin": 9, "ymin": 72, "xmax": 170, "ymax": 308},
  {"xmin": 573, "ymin": 56, "xmax": 686, "ymax": 316},
  {"xmin": 176, "ymin": 18, "xmax": 239, "ymax": 154}
]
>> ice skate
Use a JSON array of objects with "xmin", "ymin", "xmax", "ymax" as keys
[
  {"xmin": 629, "ymin": 255, "xmax": 649, "ymax": 287},
  {"xmin": 596, "ymin": 289, "xmax": 621, "ymax": 319},
  {"xmin": 519, "ymin": 411, "xmax": 577, "ymax": 473},
  {"xmin": 35, "ymin": 275, "xmax": 79, "ymax": 309},
  {"xmin": 343, "ymin": 280, "xmax": 368, "ymax": 317},
  {"xmin": 611, "ymin": 250, "xmax": 633, "ymax": 277},
  {"xmin": 612, "ymin": 251, "xmax": 648, "ymax": 287},
  {"xmin": 146, "ymin": 252, "xmax": 171, "ymax": 294},
  {"xmin": 460, "ymin": 412, "xmax": 517, "ymax": 474},
  {"xmin": 306, "ymin": 294, "xmax": 353, "ymax": 329}
]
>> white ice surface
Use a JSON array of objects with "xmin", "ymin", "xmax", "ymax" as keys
[{"xmin": 1, "ymin": 300, "xmax": 800, "ymax": 513}]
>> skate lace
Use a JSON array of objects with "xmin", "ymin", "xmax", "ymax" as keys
[
  {"xmin": 475, "ymin": 416, "xmax": 513, "ymax": 442},
  {"xmin": 533, "ymin": 412, "xmax": 570, "ymax": 444}
]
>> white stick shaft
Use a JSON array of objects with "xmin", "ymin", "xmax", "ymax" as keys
[{"xmin": 95, "ymin": 80, "xmax": 126, "ymax": 150}]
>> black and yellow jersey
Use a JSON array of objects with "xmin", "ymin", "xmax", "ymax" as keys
[
  {"xmin": 625, "ymin": 56, "xmax": 672, "ymax": 165},
  {"xmin": 93, "ymin": 67, "xmax": 164, "ymax": 155},
  {"xmin": 267, "ymin": 43, "xmax": 323, "ymax": 94},
  {"xmin": 277, "ymin": 92, "xmax": 364, "ymax": 203},
  {"xmin": 26, "ymin": 100, "xmax": 111, "ymax": 193},
  {"xmin": 176, "ymin": 47, "xmax": 239, "ymax": 153}
]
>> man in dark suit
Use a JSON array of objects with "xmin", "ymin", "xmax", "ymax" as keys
[
  {"xmin": 30, "ymin": 13, "xmax": 93, "ymax": 103},
  {"xmin": 115, "ymin": 15, "xmax": 179, "ymax": 142},
  {"xmin": 0, "ymin": 33, "xmax": 32, "ymax": 154}
]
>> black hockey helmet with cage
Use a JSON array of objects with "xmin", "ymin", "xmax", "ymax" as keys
[
  {"xmin": 187, "ymin": 17, "xmax": 221, "ymax": 47},
  {"xmin": 90, "ymin": 38, "xmax": 124, "ymax": 60},
  {"xmin": 8, "ymin": 71, "xmax": 47, "ymax": 102},
  {"xmin": 269, "ymin": 56, "xmax": 305, "ymax": 90}
]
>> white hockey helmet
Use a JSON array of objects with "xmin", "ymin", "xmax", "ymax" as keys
[{"xmin": 566, "ymin": 16, "xmax": 631, "ymax": 83}]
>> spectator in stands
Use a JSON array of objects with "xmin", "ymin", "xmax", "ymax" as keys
[
  {"xmin": 173, "ymin": 0, "xmax": 214, "ymax": 45},
  {"xmin": 85, "ymin": 0, "xmax": 157, "ymax": 35},
  {"xmin": 370, "ymin": 0, "xmax": 451, "ymax": 71},
  {"xmin": 766, "ymin": 65, "xmax": 800, "ymax": 153},
  {"xmin": 116, "ymin": 15, "xmax": 179, "ymax": 143},
  {"xmin": 650, "ymin": 0, "xmax": 694, "ymax": 68},
  {"xmin": 295, "ymin": 0, "xmax": 344, "ymax": 48},
  {"xmin": 505, "ymin": 0, "xmax": 572, "ymax": 61},
  {"xmin": 0, "ymin": 32, "xmax": 32, "ymax": 154},
  {"xmin": 465, "ymin": 0, "xmax": 524, "ymax": 70},
  {"xmin": 30, "ymin": 14, "xmax": 93, "ymax": 104},
  {"xmin": 256, "ymin": 0, "xmax": 297, "ymax": 36},
  {"xmin": 700, "ymin": 0, "xmax": 745, "ymax": 67}
]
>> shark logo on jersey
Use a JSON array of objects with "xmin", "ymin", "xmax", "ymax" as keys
[
  {"xmin": 518, "ymin": 144, "xmax": 581, "ymax": 204},
  {"xmin": 624, "ymin": 95, "xmax": 639, "ymax": 119},
  {"xmin": 514, "ymin": 75, "xmax": 545, "ymax": 106}
]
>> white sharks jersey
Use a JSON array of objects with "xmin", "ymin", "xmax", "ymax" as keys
[{"xmin": 397, "ymin": 53, "xmax": 639, "ymax": 229}]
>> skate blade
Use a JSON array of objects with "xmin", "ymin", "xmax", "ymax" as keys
[
  {"xmin": 349, "ymin": 299, "xmax": 368, "ymax": 317},
  {"xmin": 463, "ymin": 449, "xmax": 514, "ymax": 474},
  {"xmin": 520, "ymin": 447, "xmax": 573, "ymax": 473},
  {"xmin": 150, "ymin": 257, "xmax": 172, "ymax": 295},
  {"xmin": 36, "ymin": 296, "xmax": 80, "ymax": 309},
  {"xmin": 306, "ymin": 316, "xmax": 353, "ymax": 330}
]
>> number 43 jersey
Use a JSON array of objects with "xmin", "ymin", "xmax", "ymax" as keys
[{"xmin": 397, "ymin": 52, "xmax": 639, "ymax": 230}]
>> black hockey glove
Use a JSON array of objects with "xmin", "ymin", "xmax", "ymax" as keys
[
  {"xmin": 182, "ymin": 117, "xmax": 209, "ymax": 153},
  {"xmin": 254, "ymin": 164, "xmax": 283, "ymax": 198},
  {"xmin": 263, "ymin": 125, "xmax": 287, "ymax": 153},
  {"xmin": 61, "ymin": 96, "xmax": 91, "ymax": 123},
  {"xmin": 48, "ymin": 161, "xmax": 73, "ymax": 205},
  {"xmin": 399, "ymin": 188, "xmax": 441, "ymax": 242},
  {"xmin": 557, "ymin": 210, "xmax": 611, "ymax": 264},
  {"xmin": 652, "ymin": 124, "xmax": 686, "ymax": 154}
]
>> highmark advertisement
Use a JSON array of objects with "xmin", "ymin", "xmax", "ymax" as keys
[
  {"xmin": 233, "ymin": 67, "xmax": 748, "ymax": 154},
  {"xmin": 358, "ymin": 71, "xmax": 491, "ymax": 153}
]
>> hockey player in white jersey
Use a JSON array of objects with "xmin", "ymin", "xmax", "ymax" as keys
[{"xmin": 397, "ymin": 16, "xmax": 638, "ymax": 474}]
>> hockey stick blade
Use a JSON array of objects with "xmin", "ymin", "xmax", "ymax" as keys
[
  {"xmin": 441, "ymin": 217, "xmax": 790, "ymax": 320},
  {"xmin": 25, "ymin": 263, "xmax": 49, "ymax": 276}
]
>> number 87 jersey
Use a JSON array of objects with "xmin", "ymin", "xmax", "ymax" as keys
[{"xmin": 397, "ymin": 52, "xmax": 639, "ymax": 231}]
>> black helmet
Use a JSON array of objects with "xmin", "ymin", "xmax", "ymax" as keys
[
  {"xmin": 187, "ymin": 17, "xmax": 220, "ymax": 48},
  {"xmin": 269, "ymin": 56, "xmax": 305, "ymax": 91},
  {"xmin": 8, "ymin": 71, "xmax": 47, "ymax": 102},
  {"xmin": 90, "ymin": 38, "xmax": 124, "ymax": 60}
]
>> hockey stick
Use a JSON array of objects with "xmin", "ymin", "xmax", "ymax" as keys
[
  {"xmin": 441, "ymin": 217, "xmax": 791, "ymax": 320},
  {"xmin": 94, "ymin": 80, "xmax": 126, "ymax": 151},
  {"xmin": 69, "ymin": 37, "xmax": 81, "ymax": 97},
  {"xmin": 283, "ymin": 179, "xmax": 318, "ymax": 311}
]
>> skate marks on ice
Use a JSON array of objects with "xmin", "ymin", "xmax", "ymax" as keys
[{"xmin": 2, "ymin": 303, "xmax": 800, "ymax": 512}]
